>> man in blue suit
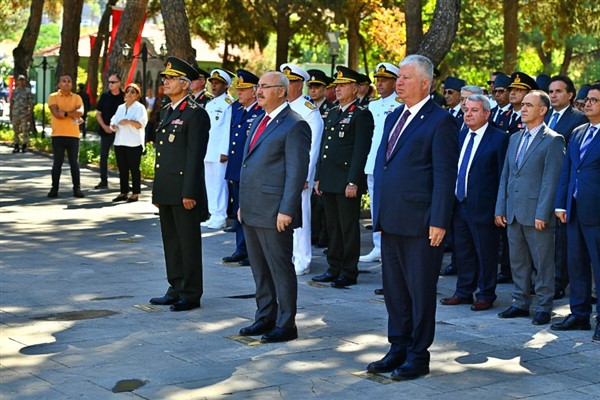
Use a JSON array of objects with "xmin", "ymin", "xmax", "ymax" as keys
[
  {"xmin": 545, "ymin": 75, "xmax": 589, "ymax": 299},
  {"xmin": 551, "ymin": 84, "xmax": 600, "ymax": 341},
  {"xmin": 440, "ymin": 94, "xmax": 508, "ymax": 311},
  {"xmin": 222, "ymin": 69, "xmax": 264, "ymax": 266},
  {"xmin": 237, "ymin": 71, "xmax": 311, "ymax": 343},
  {"xmin": 366, "ymin": 55, "xmax": 458, "ymax": 380}
]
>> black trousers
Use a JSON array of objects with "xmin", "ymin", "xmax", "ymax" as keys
[
  {"xmin": 51, "ymin": 136, "xmax": 80, "ymax": 190},
  {"xmin": 114, "ymin": 145, "xmax": 143, "ymax": 195},
  {"xmin": 99, "ymin": 134, "xmax": 115, "ymax": 182},
  {"xmin": 159, "ymin": 204, "xmax": 204, "ymax": 302},
  {"xmin": 322, "ymin": 192, "xmax": 361, "ymax": 280}
]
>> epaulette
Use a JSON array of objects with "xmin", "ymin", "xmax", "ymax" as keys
[
  {"xmin": 304, "ymin": 101, "xmax": 317, "ymax": 110},
  {"xmin": 357, "ymin": 105, "xmax": 367, "ymax": 110},
  {"xmin": 188, "ymin": 101, "xmax": 198, "ymax": 109},
  {"xmin": 394, "ymin": 97, "xmax": 402, "ymax": 103},
  {"xmin": 162, "ymin": 103, "xmax": 172, "ymax": 110},
  {"xmin": 225, "ymin": 97, "xmax": 233, "ymax": 105}
]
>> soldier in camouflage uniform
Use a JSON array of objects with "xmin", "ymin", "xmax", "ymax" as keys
[{"xmin": 10, "ymin": 75, "xmax": 34, "ymax": 153}]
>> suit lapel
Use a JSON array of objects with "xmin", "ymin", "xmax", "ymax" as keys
[
  {"xmin": 245, "ymin": 105, "xmax": 290, "ymax": 156},
  {"xmin": 471, "ymin": 126, "xmax": 493, "ymax": 165},
  {"xmin": 157, "ymin": 96, "xmax": 190, "ymax": 130},
  {"xmin": 517, "ymin": 126, "xmax": 547, "ymax": 171},
  {"xmin": 386, "ymin": 101, "xmax": 433, "ymax": 163},
  {"xmin": 579, "ymin": 123, "xmax": 599, "ymax": 166}
]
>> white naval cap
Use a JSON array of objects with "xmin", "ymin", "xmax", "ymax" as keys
[
  {"xmin": 280, "ymin": 63, "xmax": 311, "ymax": 82},
  {"xmin": 374, "ymin": 62, "xmax": 399, "ymax": 79},
  {"xmin": 208, "ymin": 68, "xmax": 233, "ymax": 86}
]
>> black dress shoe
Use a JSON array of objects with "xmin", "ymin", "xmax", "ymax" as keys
[
  {"xmin": 94, "ymin": 181, "xmax": 108, "ymax": 189},
  {"xmin": 496, "ymin": 272, "xmax": 513, "ymax": 284},
  {"xmin": 238, "ymin": 258, "xmax": 250, "ymax": 266},
  {"xmin": 554, "ymin": 287, "xmax": 566, "ymax": 300},
  {"xmin": 170, "ymin": 299, "xmax": 200, "ymax": 311},
  {"xmin": 239, "ymin": 318, "xmax": 276, "ymax": 336},
  {"xmin": 331, "ymin": 276, "xmax": 357, "ymax": 288},
  {"xmin": 440, "ymin": 264, "xmax": 456, "ymax": 276},
  {"xmin": 550, "ymin": 314, "xmax": 591, "ymax": 331},
  {"xmin": 149, "ymin": 294, "xmax": 179, "ymax": 305},
  {"xmin": 47, "ymin": 188, "xmax": 58, "ymax": 198},
  {"xmin": 112, "ymin": 194, "xmax": 128, "ymax": 202},
  {"xmin": 594, "ymin": 323, "xmax": 600, "ymax": 341},
  {"xmin": 367, "ymin": 351, "xmax": 406, "ymax": 373},
  {"xmin": 498, "ymin": 306, "xmax": 530, "ymax": 319},
  {"xmin": 223, "ymin": 226, "xmax": 236, "ymax": 233},
  {"xmin": 532, "ymin": 311, "xmax": 551, "ymax": 325},
  {"xmin": 261, "ymin": 326, "xmax": 298, "ymax": 343},
  {"xmin": 73, "ymin": 189, "xmax": 85, "ymax": 198},
  {"xmin": 312, "ymin": 272, "xmax": 338, "ymax": 282},
  {"xmin": 223, "ymin": 252, "xmax": 247, "ymax": 263},
  {"xmin": 390, "ymin": 361, "xmax": 430, "ymax": 380},
  {"xmin": 374, "ymin": 288, "xmax": 384, "ymax": 295}
]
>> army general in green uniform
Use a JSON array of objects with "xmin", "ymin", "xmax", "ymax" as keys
[{"xmin": 150, "ymin": 57, "xmax": 210, "ymax": 312}]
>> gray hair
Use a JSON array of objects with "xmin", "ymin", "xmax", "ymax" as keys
[
  {"xmin": 399, "ymin": 54, "xmax": 433, "ymax": 82},
  {"xmin": 462, "ymin": 85, "xmax": 484, "ymax": 95},
  {"xmin": 272, "ymin": 71, "xmax": 289, "ymax": 97},
  {"xmin": 529, "ymin": 90, "xmax": 551, "ymax": 109},
  {"xmin": 467, "ymin": 94, "xmax": 491, "ymax": 112}
]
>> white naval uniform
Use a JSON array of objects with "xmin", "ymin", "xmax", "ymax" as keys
[
  {"xmin": 289, "ymin": 96, "xmax": 324, "ymax": 274},
  {"xmin": 204, "ymin": 92, "xmax": 234, "ymax": 227},
  {"xmin": 364, "ymin": 94, "xmax": 402, "ymax": 254}
]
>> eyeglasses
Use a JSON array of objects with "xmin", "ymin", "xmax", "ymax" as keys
[
  {"xmin": 444, "ymin": 90, "xmax": 456, "ymax": 95},
  {"xmin": 108, "ymin": 81, "xmax": 119, "ymax": 84},
  {"xmin": 125, "ymin": 89, "xmax": 138, "ymax": 94},
  {"xmin": 493, "ymin": 89, "xmax": 507, "ymax": 94},
  {"xmin": 584, "ymin": 97, "xmax": 598, "ymax": 105},
  {"xmin": 257, "ymin": 84, "xmax": 283, "ymax": 90}
]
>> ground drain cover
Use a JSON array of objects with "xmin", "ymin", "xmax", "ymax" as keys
[
  {"xmin": 226, "ymin": 335, "xmax": 262, "ymax": 346},
  {"xmin": 351, "ymin": 371, "xmax": 395, "ymax": 384},
  {"xmin": 91, "ymin": 295, "xmax": 133, "ymax": 301},
  {"xmin": 112, "ymin": 379, "xmax": 146, "ymax": 393},
  {"xmin": 133, "ymin": 304, "xmax": 164, "ymax": 312},
  {"xmin": 224, "ymin": 294, "xmax": 255, "ymax": 299},
  {"xmin": 32, "ymin": 310, "xmax": 118, "ymax": 321}
]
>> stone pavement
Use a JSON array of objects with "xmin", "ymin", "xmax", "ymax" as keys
[{"xmin": 1, "ymin": 143, "xmax": 598, "ymax": 400}]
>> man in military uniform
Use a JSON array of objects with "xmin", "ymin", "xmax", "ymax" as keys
[
  {"xmin": 280, "ymin": 63, "xmax": 324, "ymax": 276},
  {"xmin": 360, "ymin": 62, "xmax": 402, "ymax": 266},
  {"xmin": 430, "ymin": 68, "xmax": 446, "ymax": 107},
  {"xmin": 202, "ymin": 69, "xmax": 235, "ymax": 229},
  {"xmin": 222, "ymin": 69, "xmax": 264, "ymax": 266},
  {"xmin": 9, "ymin": 75, "xmax": 34, "ymax": 153},
  {"xmin": 497, "ymin": 72, "xmax": 538, "ymax": 135},
  {"xmin": 312, "ymin": 66, "xmax": 374, "ymax": 288},
  {"xmin": 357, "ymin": 73, "xmax": 372, "ymax": 106},
  {"xmin": 489, "ymin": 74, "xmax": 512, "ymax": 127},
  {"xmin": 191, "ymin": 64, "xmax": 213, "ymax": 108},
  {"xmin": 306, "ymin": 69, "xmax": 335, "ymax": 119},
  {"xmin": 149, "ymin": 57, "xmax": 210, "ymax": 312},
  {"xmin": 444, "ymin": 76, "xmax": 466, "ymax": 126}
]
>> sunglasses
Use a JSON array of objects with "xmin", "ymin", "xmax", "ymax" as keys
[
  {"xmin": 444, "ymin": 89, "xmax": 456, "ymax": 95},
  {"xmin": 125, "ymin": 89, "xmax": 138, "ymax": 94},
  {"xmin": 493, "ymin": 89, "xmax": 507, "ymax": 94},
  {"xmin": 108, "ymin": 81, "xmax": 119, "ymax": 84}
]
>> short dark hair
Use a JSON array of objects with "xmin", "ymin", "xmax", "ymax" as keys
[
  {"xmin": 109, "ymin": 73, "xmax": 122, "ymax": 81},
  {"xmin": 549, "ymin": 75, "xmax": 576, "ymax": 96},
  {"xmin": 589, "ymin": 83, "xmax": 600, "ymax": 92}
]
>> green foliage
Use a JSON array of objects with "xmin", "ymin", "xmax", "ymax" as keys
[
  {"xmin": 33, "ymin": 103, "xmax": 52, "ymax": 124},
  {"xmin": 86, "ymin": 110, "xmax": 100, "ymax": 133},
  {"xmin": 140, "ymin": 143, "xmax": 156, "ymax": 179},
  {"xmin": 35, "ymin": 24, "xmax": 61, "ymax": 51}
]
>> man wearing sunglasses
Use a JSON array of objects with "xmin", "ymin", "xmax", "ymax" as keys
[
  {"xmin": 444, "ymin": 76, "xmax": 466, "ymax": 127},
  {"xmin": 489, "ymin": 74, "xmax": 512, "ymax": 127}
]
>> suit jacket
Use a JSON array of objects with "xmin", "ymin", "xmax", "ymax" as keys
[
  {"xmin": 544, "ymin": 105, "xmax": 588, "ymax": 143},
  {"xmin": 225, "ymin": 101, "xmax": 264, "ymax": 182},
  {"xmin": 495, "ymin": 124, "xmax": 565, "ymax": 226},
  {"xmin": 555, "ymin": 123, "xmax": 600, "ymax": 225},
  {"xmin": 373, "ymin": 99, "xmax": 459, "ymax": 236},
  {"xmin": 239, "ymin": 105, "xmax": 311, "ymax": 230},
  {"xmin": 497, "ymin": 107, "xmax": 523, "ymax": 134},
  {"xmin": 456, "ymin": 124, "xmax": 509, "ymax": 224},
  {"xmin": 152, "ymin": 95, "xmax": 210, "ymax": 219},
  {"xmin": 314, "ymin": 101, "xmax": 374, "ymax": 194}
]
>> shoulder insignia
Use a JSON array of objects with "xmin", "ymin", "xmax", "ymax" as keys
[
  {"xmin": 225, "ymin": 97, "xmax": 233, "ymax": 105},
  {"xmin": 304, "ymin": 101, "xmax": 317, "ymax": 110},
  {"xmin": 188, "ymin": 101, "xmax": 198, "ymax": 109},
  {"xmin": 357, "ymin": 105, "xmax": 367, "ymax": 110},
  {"xmin": 162, "ymin": 103, "xmax": 172, "ymax": 110},
  {"xmin": 394, "ymin": 97, "xmax": 402, "ymax": 103}
]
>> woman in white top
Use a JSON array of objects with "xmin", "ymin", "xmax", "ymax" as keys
[{"xmin": 110, "ymin": 83, "xmax": 148, "ymax": 202}]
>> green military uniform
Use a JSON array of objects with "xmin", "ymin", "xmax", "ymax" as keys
[
  {"xmin": 10, "ymin": 82, "xmax": 34, "ymax": 152},
  {"xmin": 315, "ymin": 94, "xmax": 374, "ymax": 281}
]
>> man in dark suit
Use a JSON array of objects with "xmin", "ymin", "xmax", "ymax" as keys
[
  {"xmin": 312, "ymin": 66, "xmax": 374, "ymax": 288},
  {"xmin": 495, "ymin": 90, "xmax": 565, "ymax": 325},
  {"xmin": 551, "ymin": 84, "xmax": 600, "ymax": 341},
  {"xmin": 222, "ymin": 69, "xmax": 264, "ymax": 266},
  {"xmin": 440, "ymin": 94, "xmax": 508, "ymax": 311},
  {"xmin": 149, "ymin": 57, "xmax": 210, "ymax": 312},
  {"xmin": 545, "ymin": 75, "xmax": 589, "ymax": 299},
  {"xmin": 366, "ymin": 55, "xmax": 458, "ymax": 380},
  {"xmin": 237, "ymin": 71, "xmax": 311, "ymax": 343}
]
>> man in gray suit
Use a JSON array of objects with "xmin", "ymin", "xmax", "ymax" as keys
[
  {"xmin": 237, "ymin": 71, "xmax": 311, "ymax": 343},
  {"xmin": 495, "ymin": 90, "xmax": 565, "ymax": 325}
]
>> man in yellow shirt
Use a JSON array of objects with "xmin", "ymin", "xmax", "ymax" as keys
[{"xmin": 47, "ymin": 74, "xmax": 85, "ymax": 198}]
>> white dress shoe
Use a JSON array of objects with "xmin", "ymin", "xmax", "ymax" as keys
[
  {"xmin": 295, "ymin": 267, "xmax": 311, "ymax": 276},
  {"xmin": 359, "ymin": 250, "xmax": 381, "ymax": 262},
  {"xmin": 206, "ymin": 221, "xmax": 226, "ymax": 229}
]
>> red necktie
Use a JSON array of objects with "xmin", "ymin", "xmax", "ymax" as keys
[{"xmin": 248, "ymin": 115, "xmax": 271, "ymax": 151}]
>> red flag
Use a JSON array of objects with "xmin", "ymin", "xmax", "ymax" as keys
[
  {"xmin": 88, "ymin": 35, "xmax": 97, "ymax": 105},
  {"xmin": 126, "ymin": 13, "xmax": 147, "ymax": 86}
]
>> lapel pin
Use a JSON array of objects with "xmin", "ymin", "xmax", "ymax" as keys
[{"xmin": 420, "ymin": 115, "xmax": 424, "ymax": 119}]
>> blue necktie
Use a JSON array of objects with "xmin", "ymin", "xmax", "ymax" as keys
[
  {"xmin": 574, "ymin": 126, "xmax": 598, "ymax": 198},
  {"xmin": 516, "ymin": 131, "xmax": 531, "ymax": 169},
  {"xmin": 549, "ymin": 112, "xmax": 559, "ymax": 129},
  {"xmin": 456, "ymin": 132, "xmax": 476, "ymax": 202}
]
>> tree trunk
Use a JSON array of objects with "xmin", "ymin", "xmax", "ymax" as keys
[
  {"xmin": 12, "ymin": 0, "xmax": 44, "ymax": 82},
  {"xmin": 560, "ymin": 44, "xmax": 573, "ymax": 76},
  {"xmin": 160, "ymin": 0, "xmax": 195, "ymax": 64},
  {"xmin": 405, "ymin": 0, "xmax": 423, "ymax": 55},
  {"xmin": 347, "ymin": 16, "xmax": 360, "ymax": 70},
  {"xmin": 56, "ymin": 0, "xmax": 85, "ymax": 83},
  {"xmin": 503, "ymin": 0, "xmax": 519, "ymax": 73},
  {"xmin": 107, "ymin": 0, "xmax": 148, "ymax": 82},
  {"xmin": 415, "ymin": 0, "xmax": 461, "ymax": 67},
  {"xmin": 88, "ymin": 0, "xmax": 118, "ymax": 104},
  {"xmin": 275, "ymin": 5, "xmax": 291, "ymax": 67}
]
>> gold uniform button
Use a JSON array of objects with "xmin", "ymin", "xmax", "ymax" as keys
[
  {"xmin": 344, "ymin": 162, "xmax": 348, "ymax": 165},
  {"xmin": 331, "ymin": 127, "xmax": 335, "ymax": 131},
  {"xmin": 237, "ymin": 124, "xmax": 242, "ymax": 128},
  {"xmin": 180, "ymin": 172, "xmax": 183, "ymax": 175},
  {"xmin": 156, "ymin": 164, "xmax": 160, "ymax": 168},
  {"xmin": 231, "ymin": 150, "xmax": 235, "ymax": 154},
  {"xmin": 325, "ymin": 145, "xmax": 329, "ymax": 149},
  {"xmin": 232, "ymin": 142, "xmax": 236, "ymax": 145},
  {"xmin": 160, "ymin": 141, "xmax": 164, "ymax": 145},
  {"xmin": 328, "ymin": 136, "xmax": 332, "ymax": 140},
  {"xmin": 157, "ymin": 152, "xmax": 160, "ymax": 157},
  {"xmin": 162, "ymin": 129, "xmax": 166, "ymax": 133},
  {"xmin": 323, "ymin": 155, "xmax": 327, "ymax": 159},
  {"xmin": 235, "ymin": 133, "xmax": 239, "ymax": 137}
]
